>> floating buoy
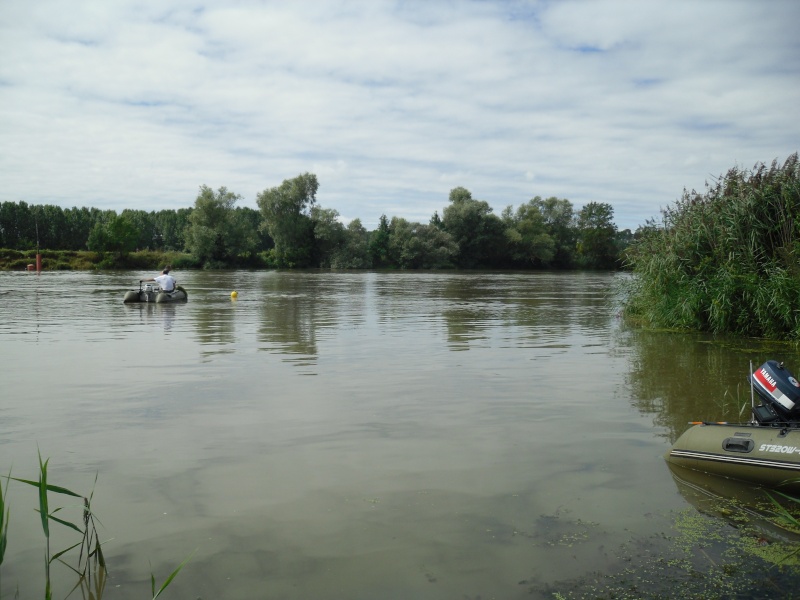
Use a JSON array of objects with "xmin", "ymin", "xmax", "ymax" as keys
[{"xmin": 231, "ymin": 291, "xmax": 238, "ymax": 299}]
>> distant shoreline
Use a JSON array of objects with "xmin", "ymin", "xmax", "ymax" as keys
[{"xmin": 0, "ymin": 249, "xmax": 193, "ymax": 271}]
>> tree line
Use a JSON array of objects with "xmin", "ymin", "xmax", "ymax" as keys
[{"xmin": 0, "ymin": 173, "xmax": 632, "ymax": 270}]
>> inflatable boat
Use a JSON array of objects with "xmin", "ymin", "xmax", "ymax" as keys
[
  {"xmin": 123, "ymin": 281, "xmax": 188, "ymax": 304},
  {"xmin": 666, "ymin": 360, "xmax": 800, "ymax": 491}
]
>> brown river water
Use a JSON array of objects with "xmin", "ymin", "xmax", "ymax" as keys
[{"xmin": 1, "ymin": 269, "xmax": 797, "ymax": 598}]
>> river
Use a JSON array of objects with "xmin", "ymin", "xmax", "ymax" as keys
[{"xmin": 0, "ymin": 269, "xmax": 796, "ymax": 598}]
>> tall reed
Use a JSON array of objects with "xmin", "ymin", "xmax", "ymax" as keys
[{"xmin": 624, "ymin": 154, "xmax": 800, "ymax": 339}]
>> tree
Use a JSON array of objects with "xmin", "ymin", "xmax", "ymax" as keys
[
  {"xmin": 369, "ymin": 214, "xmax": 391, "ymax": 268},
  {"xmin": 502, "ymin": 201, "xmax": 555, "ymax": 267},
  {"xmin": 153, "ymin": 208, "xmax": 191, "ymax": 251},
  {"xmin": 87, "ymin": 212, "xmax": 139, "ymax": 254},
  {"xmin": 577, "ymin": 202, "xmax": 618, "ymax": 269},
  {"xmin": 388, "ymin": 217, "xmax": 457, "ymax": 269},
  {"xmin": 530, "ymin": 196, "xmax": 576, "ymax": 268},
  {"xmin": 334, "ymin": 219, "xmax": 371, "ymax": 268},
  {"xmin": 236, "ymin": 206, "xmax": 273, "ymax": 254},
  {"xmin": 30, "ymin": 204, "xmax": 67, "ymax": 250},
  {"xmin": 441, "ymin": 187, "xmax": 506, "ymax": 268},
  {"xmin": 257, "ymin": 173, "xmax": 319, "ymax": 267},
  {"xmin": 310, "ymin": 205, "xmax": 345, "ymax": 267},
  {"xmin": 63, "ymin": 207, "xmax": 99, "ymax": 250},
  {"xmin": 120, "ymin": 209, "xmax": 157, "ymax": 250},
  {"xmin": 0, "ymin": 201, "xmax": 35, "ymax": 249},
  {"xmin": 615, "ymin": 228, "xmax": 635, "ymax": 266},
  {"xmin": 185, "ymin": 185, "xmax": 258, "ymax": 268}
]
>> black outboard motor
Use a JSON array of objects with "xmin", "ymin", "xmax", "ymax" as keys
[{"xmin": 750, "ymin": 360, "xmax": 800, "ymax": 425}]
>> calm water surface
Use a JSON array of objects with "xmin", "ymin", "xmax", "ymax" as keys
[{"xmin": 0, "ymin": 270, "xmax": 794, "ymax": 598}]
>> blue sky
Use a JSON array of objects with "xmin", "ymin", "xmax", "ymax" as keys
[{"xmin": 1, "ymin": 0, "xmax": 798, "ymax": 231}]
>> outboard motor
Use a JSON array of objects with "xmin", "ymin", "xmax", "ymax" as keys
[{"xmin": 750, "ymin": 360, "xmax": 800, "ymax": 424}]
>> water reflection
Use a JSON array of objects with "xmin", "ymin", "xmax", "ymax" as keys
[
  {"xmin": 623, "ymin": 327, "xmax": 800, "ymax": 442},
  {"xmin": 193, "ymin": 301, "xmax": 236, "ymax": 355},
  {"xmin": 257, "ymin": 273, "xmax": 320, "ymax": 363},
  {"xmin": 125, "ymin": 302, "xmax": 177, "ymax": 331}
]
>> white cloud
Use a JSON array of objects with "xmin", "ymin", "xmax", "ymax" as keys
[{"xmin": 0, "ymin": 0, "xmax": 798, "ymax": 230}]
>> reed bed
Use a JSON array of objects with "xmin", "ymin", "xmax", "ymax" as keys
[{"xmin": 624, "ymin": 153, "xmax": 800, "ymax": 339}]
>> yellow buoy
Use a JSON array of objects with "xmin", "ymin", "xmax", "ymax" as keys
[{"xmin": 231, "ymin": 291, "xmax": 238, "ymax": 299}]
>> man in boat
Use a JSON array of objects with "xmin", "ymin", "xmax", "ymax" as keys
[{"xmin": 142, "ymin": 265, "xmax": 177, "ymax": 292}]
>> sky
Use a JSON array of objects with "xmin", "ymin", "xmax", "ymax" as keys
[{"xmin": 1, "ymin": 0, "xmax": 798, "ymax": 232}]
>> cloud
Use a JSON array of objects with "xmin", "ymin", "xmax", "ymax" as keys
[{"xmin": 0, "ymin": 0, "xmax": 798, "ymax": 230}]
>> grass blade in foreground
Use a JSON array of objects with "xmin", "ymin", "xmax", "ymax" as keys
[
  {"xmin": 765, "ymin": 491, "xmax": 800, "ymax": 563},
  {"xmin": 0, "ymin": 469, "xmax": 9, "ymax": 566},
  {"xmin": 151, "ymin": 549, "xmax": 196, "ymax": 599},
  {"xmin": 0, "ymin": 468, "xmax": 10, "ymax": 596}
]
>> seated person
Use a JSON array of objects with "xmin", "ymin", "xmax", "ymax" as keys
[{"xmin": 142, "ymin": 265, "xmax": 176, "ymax": 292}]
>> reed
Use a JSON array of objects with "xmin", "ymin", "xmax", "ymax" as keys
[
  {"xmin": 1, "ymin": 453, "xmax": 190, "ymax": 598},
  {"xmin": 8, "ymin": 450, "xmax": 104, "ymax": 597},
  {"xmin": 765, "ymin": 490, "xmax": 800, "ymax": 563},
  {"xmin": 0, "ymin": 468, "xmax": 9, "ymax": 595},
  {"xmin": 624, "ymin": 154, "xmax": 800, "ymax": 339},
  {"xmin": 151, "ymin": 550, "xmax": 196, "ymax": 600}
]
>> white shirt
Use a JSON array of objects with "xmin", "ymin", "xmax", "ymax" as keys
[{"xmin": 154, "ymin": 273, "xmax": 176, "ymax": 292}]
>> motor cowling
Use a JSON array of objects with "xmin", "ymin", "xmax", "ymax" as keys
[{"xmin": 751, "ymin": 360, "xmax": 800, "ymax": 422}]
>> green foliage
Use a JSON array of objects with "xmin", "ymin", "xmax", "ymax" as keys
[
  {"xmin": 121, "ymin": 209, "xmax": 159, "ymax": 250},
  {"xmin": 86, "ymin": 213, "xmax": 140, "ymax": 255},
  {"xmin": 310, "ymin": 205, "xmax": 346, "ymax": 267},
  {"xmin": 502, "ymin": 199, "xmax": 556, "ymax": 267},
  {"xmin": 576, "ymin": 201, "xmax": 617, "ymax": 269},
  {"xmin": 185, "ymin": 185, "xmax": 260, "ymax": 268},
  {"xmin": 531, "ymin": 196, "xmax": 577, "ymax": 268},
  {"xmin": 153, "ymin": 208, "xmax": 192, "ymax": 251},
  {"xmin": 441, "ymin": 187, "xmax": 506, "ymax": 268},
  {"xmin": 310, "ymin": 207, "xmax": 371, "ymax": 268},
  {"xmin": 0, "ymin": 250, "xmax": 193, "ymax": 271},
  {"xmin": 335, "ymin": 219, "xmax": 371, "ymax": 268},
  {"xmin": 369, "ymin": 214, "xmax": 391, "ymax": 268},
  {"xmin": 257, "ymin": 173, "xmax": 319, "ymax": 267},
  {"xmin": 0, "ymin": 173, "xmax": 626, "ymax": 271},
  {"xmin": 624, "ymin": 154, "xmax": 800, "ymax": 339},
  {"xmin": 387, "ymin": 217, "xmax": 457, "ymax": 269}
]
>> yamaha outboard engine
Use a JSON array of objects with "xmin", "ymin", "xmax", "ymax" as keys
[{"xmin": 750, "ymin": 360, "xmax": 800, "ymax": 425}]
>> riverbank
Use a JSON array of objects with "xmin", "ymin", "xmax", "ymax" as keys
[{"xmin": 0, "ymin": 248, "xmax": 196, "ymax": 271}]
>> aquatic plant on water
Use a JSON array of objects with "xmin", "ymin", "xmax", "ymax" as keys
[{"xmin": 536, "ymin": 487, "xmax": 800, "ymax": 599}]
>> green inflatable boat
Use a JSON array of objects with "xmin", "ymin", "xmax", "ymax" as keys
[
  {"xmin": 123, "ymin": 281, "xmax": 188, "ymax": 304},
  {"xmin": 666, "ymin": 360, "xmax": 800, "ymax": 490}
]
